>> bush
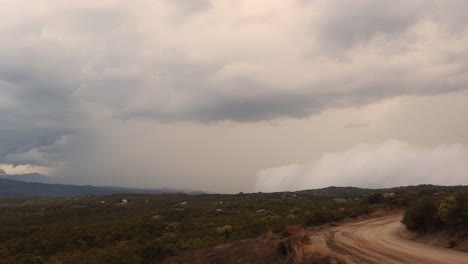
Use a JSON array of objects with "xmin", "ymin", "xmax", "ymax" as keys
[
  {"xmin": 449, "ymin": 240, "xmax": 457, "ymax": 248},
  {"xmin": 457, "ymin": 194, "xmax": 468, "ymax": 228},
  {"xmin": 11, "ymin": 254, "xmax": 46, "ymax": 264},
  {"xmin": 402, "ymin": 198, "xmax": 435, "ymax": 232},
  {"xmin": 139, "ymin": 243, "xmax": 174, "ymax": 262},
  {"xmin": 216, "ymin": 225, "xmax": 233, "ymax": 238},
  {"xmin": 438, "ymin": 196, "xmax": 458, "ymax": 225},
  {"xmin": 366, "ymin": 193, "xmax": 384, "ymax": 204},
  {"xmin": 305, "ymin": 209, "xmax": 345, "ymax": 226},
  {"xmin": 278, "ymin": 233, "xmax": 346, "ymax": 264},
  {"xmin": 385, "ymin": 192, "xmax": 412, "ymax": 207}
]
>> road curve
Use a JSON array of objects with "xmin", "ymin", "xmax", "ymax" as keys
[{"xmin": 320, "ymin": 214, "xmax": 468, "ymax": 264}]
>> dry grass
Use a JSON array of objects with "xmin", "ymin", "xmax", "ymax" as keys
[
  {"xmin": 279, "ymin": 225, "xmax": 303, "ymax": 238},
  {"xmin": 278, "ymin": 229, "xmax": 347, "ymax": 264}
]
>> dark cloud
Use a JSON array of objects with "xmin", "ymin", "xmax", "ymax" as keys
[
  {"xmin": 1, "ymin": 0, "xmax": 468, "ymax": 178},
  {"xmin": 122, "ymin": 90, "xmax": 323, "ymax": 122},
  {"xmin": 0, "ymin": 23, "xmax": 79, "ymax": 165}
]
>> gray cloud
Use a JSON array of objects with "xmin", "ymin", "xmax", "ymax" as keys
[
  {"xmin": 166, "ymin": 0, "xmax": 212, "ymax": 15},
  {"xmin": 3, "ymin": 1, "xmax": 468, "ymax": 126},
  {"xmin": 314, "ymin": 0, "xmax": 426, "ymax": 50},
  {"xmin": 343, "ymin": 120, "xmax": 371, "ymax": 129},
  {"xmin": 0, "ymin": 1, "xmax": 468, "ymax": 191},
  {"xmin": 0, "ymin": 54, "xmax": 78, "ymax": 166}
]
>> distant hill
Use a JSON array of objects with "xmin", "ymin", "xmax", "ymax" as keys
[
  {"xmin": 0, "ymin": 179, "xmax": 204, "ymax": 198},
  {"xmin": 0, "ymin": 173, "xmax": 58, "ymax": 184},
  {"xmin": 388, "ymin": 184, "xmax": 468, "ymax": 193},
  {"xmin": 2, "ymin": 176, "xmax": 468, "ymax": 198},
  {"xmin": 297, "ymin": 186, "xmax": 376, "ymax": 198},
  {"xmin": 297, "ymin": 185, "xmax": 468, "ymax": 198}
]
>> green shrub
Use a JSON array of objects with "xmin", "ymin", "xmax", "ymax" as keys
[
  {"xmin": 305, "ymin": 209, "xmax": 345, "ymax": 226},
  {"xmin": 216, "ymin": 225, "xmax": 233, "ymax": 238},
  {"xmin": 438, "ymin": 196, "xmax": 458, "ymax": 225},
  {"xmin": 402, "ymin": 198, "xmax": 435, "ymax": 232},
  {"xmin": 385, "ymin": 192, "xmax": 412, "ymax": 207},
  {"xmin": 366, "ymin": 193, "xmax": 384, "ymax": 204}
]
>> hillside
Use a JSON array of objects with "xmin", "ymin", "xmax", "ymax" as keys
[
  {"xmin": 298, "ymin": 185, "xmax": 468, "ymax": 198},
  {"xmin": 0, "ymin": 173, "xmax": 57, "ymax": 184},
  {"xmin": 0, "ymin": 179, "xmax": 202, "ymax": 198}
]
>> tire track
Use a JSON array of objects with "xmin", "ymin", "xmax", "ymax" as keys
[{"xmin": 314, "ymin": 214, "xmax": 468, "ymax": 264}]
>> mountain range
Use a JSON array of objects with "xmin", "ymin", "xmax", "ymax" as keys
[
  {"xmin": 2, "ymin": 173, "xmax": 468, "ymax": 198},
  {"xmin": 0, "ymin": 173, "xmax": 204, "ymax": 197}
]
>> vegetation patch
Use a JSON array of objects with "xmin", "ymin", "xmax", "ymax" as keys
[{"xmin": 1, "ymin": 186, "xmax": 460, "ymax": 263}]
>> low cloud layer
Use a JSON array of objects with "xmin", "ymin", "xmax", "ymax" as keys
[{"xmin": 255, "ymin": 140, "xmax": 468, "ymax": 192}]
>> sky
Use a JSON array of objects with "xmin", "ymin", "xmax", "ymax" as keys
[{"xmin": 1, "ymin": 0, "xmax": 468, "ymax": 193}]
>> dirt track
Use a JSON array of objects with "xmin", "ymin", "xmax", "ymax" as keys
[{"xmin": 316, "ymin": 214, "xmax": 468, "ymax": 264}]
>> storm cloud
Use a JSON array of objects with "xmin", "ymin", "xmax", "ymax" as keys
[{"xmin": 1, "ymin": 0, "xmax": 468, "ymax": 191}]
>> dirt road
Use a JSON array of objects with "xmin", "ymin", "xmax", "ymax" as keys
[{"xmin": 315, "ymin": 214, "xmax": 468, "ymax": 264}]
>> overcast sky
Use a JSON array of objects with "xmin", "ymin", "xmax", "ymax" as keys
[{"xmin": 1, "ymin": 0, "xmax": 468, "ymax": 192}]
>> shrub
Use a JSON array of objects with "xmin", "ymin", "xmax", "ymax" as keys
[
  {"xmin": 305, "ymin": 209, "xmax": 345, "ymax": 226},
  {"xmin": 278, "ymin": 233, "xmax": 346, "ymax": 264},
  {"xmin": 449, "ymin": 240, "xmax": 457, "ymax": 248},
  {"xmin": 385, "ymin": 192, "xmax": 412, "ymax": 207},
  {"xmin": 366, "ymin": 193, "xmax": 384, "ymax": 204},
  {"xmin": 216, "ymin": 225, "xmax": 233, "ymax": 238},
  {"xmin": 438, "ymin": 196, "xmax": 458, "ymax": 225},
  {"xmin": 457, "ymin": 194, "xmax": 468, "ymax": 228},
  {"xmin": 164, "ymin": 223, "xmax": 181, "ymax": 233},
  {"xmin": 139, "ymin": 243, "xmax": 174, "ymax": 262},
  {"xmin": 11, "ymin": 254, "xmax": 46, "ymax": 264},
  {"xmin": 402, "ymin": 198, "xmax": 435, "ymax": 232}
]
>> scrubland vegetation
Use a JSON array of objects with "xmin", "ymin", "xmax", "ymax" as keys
[
  {"xmin": 0, "ymin": 190, "xmax": 391, "ymax": 264},
  {"xmin": 0, "ymin": 185, "xmax": 466, "ymax": 263},
  {"xmin": 402, "ymin": 192, "xmax": 468, "ymax": 235}
]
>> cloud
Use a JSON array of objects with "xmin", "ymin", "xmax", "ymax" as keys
[
  {"xmin": 343, "ymin": 120, "xmax": 371, "ymax": 129},
  {"xmin": 165, "ymin": 0, "xmax": 212, "ymax": 16},
  {"xmin": 1, "ymin": 0, "xmax": 468, "ymax": 187},
  {"xmin": 254, "ymin": 140, "xmax": 468, "ymax": 192},
  {"xmin": 3, "ymin": 135, "xmax": 73, "ymax": 166},
  {"xmin": 313, "ymin": 0, "xmax": 426, "ymax": 50},
  {"xmin": 0, "ymin": 163, "xmax": 54, "ymax": 176}
]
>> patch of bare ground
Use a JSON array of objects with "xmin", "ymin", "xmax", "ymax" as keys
[
  {"xmin": 317, "ymin": 213, "xmax": 468, "ymax": 264},
  {"xmin": 402, "ymin": 229, "xmax": 468, "ymax": 252},
  {"xmin": 163, "ymin": 225, "xmax": 349, "ymax": 264}
]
